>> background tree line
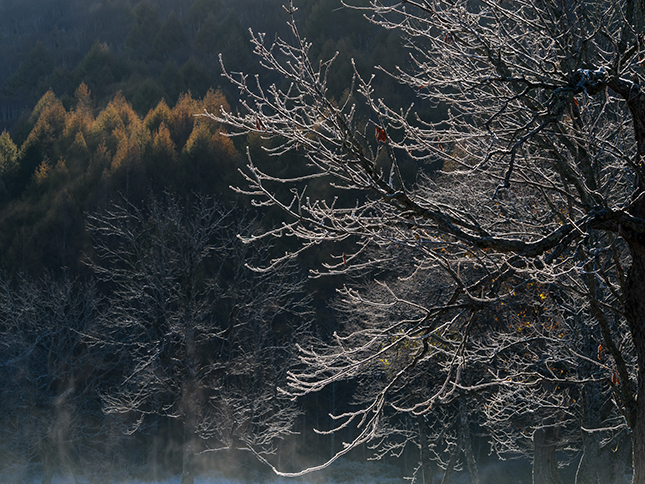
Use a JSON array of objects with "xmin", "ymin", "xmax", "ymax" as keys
[
  {"xmin": 0, "ymin": 0, "xmax": 409, "ymax": 136},
  {"xmin": 0, "ymin": 192, "xmax": 317, "ymax": 484},
  {"xmin": 0, "ymin": 85, "xmax": 242, "ymax": 275}
]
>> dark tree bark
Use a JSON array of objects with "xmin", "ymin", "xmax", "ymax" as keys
[
  {"xmin": 607, "ymin": 76, "xmax": 645, "ymax": 484},
  {"xmin": 439, "ymin": 437, "xmax": 461, "ymax": 484},
  {"xmin": 459, "ymin": 400, "xmax": 480, "ymax": 484},
  {"xmin": 532, "ymin": 421, "xmax": 563, "ymax": 484},
  {"xmin": 417, "ymin": 415, "xmax": 431, "ymax": 484},
  {"xmin": 181, "ymin": 412, "xmax": 196, "ymax": 484}
]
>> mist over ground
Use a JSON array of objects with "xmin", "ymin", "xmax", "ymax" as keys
[{"xmin": 0, "ymin": 458, "xmax": 538, "ymax": 484}]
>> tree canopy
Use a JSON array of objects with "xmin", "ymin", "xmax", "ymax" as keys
[{"xmin": 215, "ymin": 0, "xmax": 645, "ymax": 482}]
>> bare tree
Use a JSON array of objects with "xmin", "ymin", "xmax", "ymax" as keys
[
  {"xmin": 211, "ymin": 0, "xmax": 645, "ymax": 481},
  {"xmin": 0, "ymin": 275, "xmax": 124, "ymax": 484},
  {"xmin": 86, "ymin": 193, "xmax": 312, "ymax": 484},
  {"xmin": 318, "ymin": 249, "xmax": 487, "ymax": 484},
  {"xmin": 328, "ymin": 248, "xmax": 612, "ymax": 484}
]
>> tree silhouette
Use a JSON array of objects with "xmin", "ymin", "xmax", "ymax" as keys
[{"xmin": 87, "ymin": 193, "xmax": 312, "ymax": 484}]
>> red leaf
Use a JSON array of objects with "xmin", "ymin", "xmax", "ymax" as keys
[
  {"xmin": 375, "ymin": 126, "xmax": 387, "ymax": 143},
  {"xmin": 597, "ymin": 343, "xmax": 603, "ymax": 361},
  {"xmin": 612, "ymin": 371, "xmax": 619, "ymax": 386}
]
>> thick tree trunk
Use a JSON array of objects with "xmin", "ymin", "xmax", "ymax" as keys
[
  {"xmin": 532, "ymin": 422, "xmax": 563, "ymax": 484},
  {"xmin": 607, "ymin": 75, "xmax": 645, "ymax": 484},
  {"xmin": 575, "ymin": 329, "xmax": 606, "ymax": 484},
  {"xmin": 623, "ymin": 92, "xmax": 645, "ymax": 484},
  {"xmin": 626, "ymin": 244, "xmax": 645, "ymax": 484}
]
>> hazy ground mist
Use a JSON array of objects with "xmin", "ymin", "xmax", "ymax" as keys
[{"xmin": 0, "ymin": 457, "xmax": 538, "ymax": 484}]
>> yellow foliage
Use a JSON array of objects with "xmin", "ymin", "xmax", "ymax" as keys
[
  {"xmin": 52, "ymin": 157, "xmax": 70, "ymax": 184},
  {"xmin": 30, "ymin": 100, "xmax": 67, "ymax": 143},
  {"xmin": 211, "ymin": 130, "xmax": 238, "ymax": 160},
  {"xmin": 64, "ymin": 111, "xmax": 86, "ymax": 141},
  {"xmin": 69, "ymin": 83, "xmax": 94, "ymax": 136},
  {"xmin": 144, "ymin": 99, "xmax": 173, "ymax": 133},
  {"xmin": 170, "ymin": 91, "xmax": 199, "ymax": 147},
  {"xmin": 28, "ymin": 90, "xmax": 59, "ymax": 126},
  {"xmin": 183, "ymin": 121, "xmax": 211, "ymax": 156},
  {"xmin": 151, "ymin": 122, "xmax": 178, "ymax": 162},
  {"xmin": 110, "ymin": 92, "xmax": 140, "ymax": 128},
  {"xmin": 75, "ymin": 83, "xmax": 93, "ymax": 119},
  {"xmin": 87, "ymin": 138, "xmax": 112, "ymax": 179},
  {"xmin": 184, "ymin": 121, "xmax": 237, "ymax": 158},
  {"xmin": 91, "ymin": 92, "xmax": 143, "ymax": 141},
  {"xmin": 90, "ymin": 93, "xmax": 150, "ymax": 165},
  {"xmin": 34, "ymin": 159, "xmax": 52, "ymax": 185},
  {"xmin": 111, "ymin": 127, "xmax": 142, "ymax": 173},
  {"xmin": 200, "ymin": 88, "xmax": 230, "ymax": 120},
  {"xmin": 0, "ymin": 130, "xmax": 18, "ymax": 175},
  {"xmin": 21, "ymin": 96, "xmax": 68, "ymax": 160},
  {"xmin": 165, "ymin": 89, "xmax": 233, "ymax": 151},
  {"xmin": 64, "ymin": 84, "xmax": 94, "ymax": 139},
  {"xmin": 91, "ymin": 103, "xmax": 126, "ymax": 140},
  {"xmin": 64, "ymin": 131, "xmax": 91, "ymax": 176},
  {"xmin": 70, "ymin": 131, "xmax": 89, "ymax": 155}
]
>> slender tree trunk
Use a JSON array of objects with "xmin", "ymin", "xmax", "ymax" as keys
[
  {"xmin": 40, "ymin": 441, "xmax": 54, "ymax": 484},
  {"xmin": 330, "ymin": 382, "xmax": 335, "ymax": 459},
  {"xmin": 459, "ymin": 400, "xmax": 480, "ymax": 484},
  {"xmin": 181, "ymin": 413, "xmax": 196, "ymax": 484},
  {"xmin": 575, "ymin": 434, "xmax": 599, "ymax": 484},
  {"xmin": 532, "ymin": 422, "xmax": 563, "ymax": 484},
  {"xmin": 608, "ymin": 434, "xmax": 630, "ymax": 484},
  {"xmin": 576, "ymin": 346, "xmax": 628, "ymax": 484},
  {"xmin": 439, "ymin": 442, "xmax": 460, "ymax": 484},
  {"xmin": 576, "ymin": 428, "xmax": 616, "ymax": 484},
  {"xmin": 181, "ymin": 313, "xmax": 197, "ymax": 484},
  {"xmin": 417, "ymin": 415, "xmax": 430, "ymax": 484}
]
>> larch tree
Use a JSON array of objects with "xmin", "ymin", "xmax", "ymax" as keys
[{"xmin": 212, "ymin": 0, "xmax": 645, "ymax": 482}]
